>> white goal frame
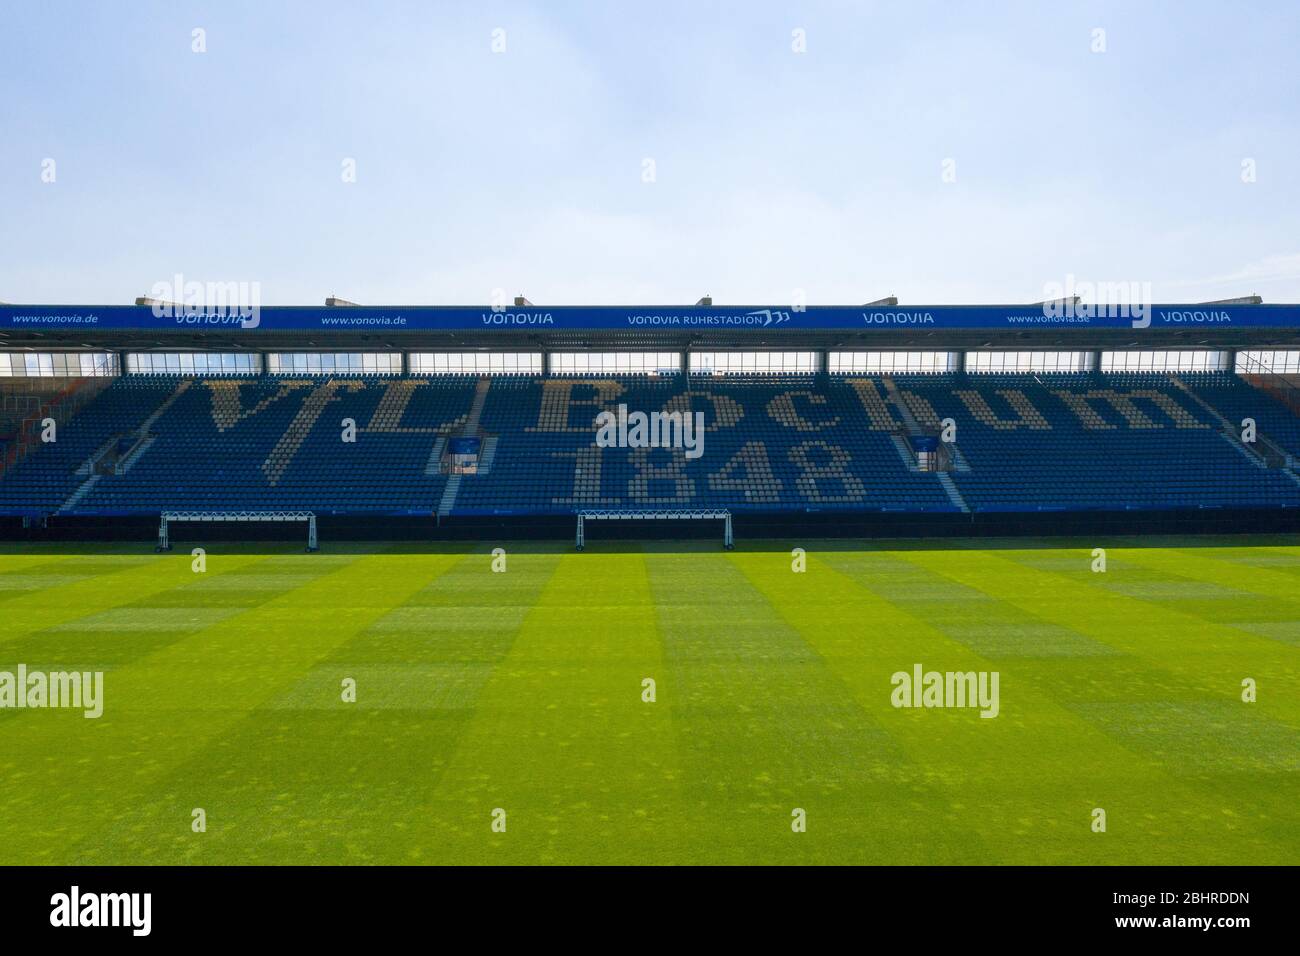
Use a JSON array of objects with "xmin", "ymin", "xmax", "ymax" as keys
[
  {"xmin": 157, "ymin": 510, "xmax": 318, "ymax": 552},
  {"xmin": 576, "ymin": 509, "xmax": 733, "ymax": 551}
]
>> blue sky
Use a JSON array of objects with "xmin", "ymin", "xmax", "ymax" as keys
[{"xmin": 2, "ymin": 1, "xmax": 1298, "ymax": 305}]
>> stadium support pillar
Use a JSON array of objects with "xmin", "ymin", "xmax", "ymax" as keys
[
  {"xmin": 955, "ymin": 351, "xmax": 966, "ymax": 375},
  {"xmin": 401, "ymin": 352, "xmax": 409, "ymax": 375},
  {"xmin": 1091, "ymin": 349, "xmax": 1103, "ymax": 373},
  {"xmin": 818, "ymin": 350, "xmax": 829, "ymax": 374},
  {"xmin": 307, "ymin": 514, "xmax": 318, "ymax": 552},
  {"xmin": 724, "ymin": 513, "xmax": 733, "ymax": 549},
  {"xmin": 680, "ymin": 351, "xmax": 689, "ymax": 376},
  {"xmin": 1227, "ymin": 349, "xmax": 1238, "ymax": 376},
  {"xmin": 542, "ymin": 351, "xmax": 551, "ymax": 376}
]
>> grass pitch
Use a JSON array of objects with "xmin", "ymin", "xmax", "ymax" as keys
[{"xmin": 1, "ymin": 536, "xmax": 1297, "ymax": 865}]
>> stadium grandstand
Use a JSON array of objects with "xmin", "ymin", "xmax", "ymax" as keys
[{"xmin": 4, "ymin": 297, "xmax": 1300, "ymax": 546}]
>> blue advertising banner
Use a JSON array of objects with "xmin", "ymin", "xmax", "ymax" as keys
[{"xmin": 2, "ymin": 303, "xmax": 1299, "ymax": 333}]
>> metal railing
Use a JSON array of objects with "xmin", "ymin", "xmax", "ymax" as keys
[{"xmin": 1236, "ymin": 351, "xmax": 1300, "ymax": 418}]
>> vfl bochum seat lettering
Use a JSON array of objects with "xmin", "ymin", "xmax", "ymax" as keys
[
  {"xmin": 954, "ymin": 389, "xmax": 1051, "ymax": 430},
  {"xmin": 1, "ymin": 371, "xmax": 1299, "ymax": 517}
]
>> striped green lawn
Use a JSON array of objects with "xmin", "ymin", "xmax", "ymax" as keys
[{"xmin": 0, "ymin": 537, "xmax": 1297, "ymax": 865}]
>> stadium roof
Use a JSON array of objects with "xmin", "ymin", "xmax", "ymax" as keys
[{"xmin": 3, "ymin": 302, "xmax": 1300, "ymax": 351}]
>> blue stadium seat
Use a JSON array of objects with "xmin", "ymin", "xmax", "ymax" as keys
[{"xmin": 2, "ymin": 371, "xmax": 1299, "ymax": 516}]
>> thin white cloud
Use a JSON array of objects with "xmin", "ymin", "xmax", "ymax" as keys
[{"xmin": 1165, "ymin": 253, "xmax": 1300, "ymax": 291}]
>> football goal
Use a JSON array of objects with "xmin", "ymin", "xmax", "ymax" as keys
[
  {"xmin": 575, "ymin": 509, "xmax": 733, "ymax": 550},
  {"xmin": 157, "ymin": 510, "xmax": 319, "ymax": 552}
]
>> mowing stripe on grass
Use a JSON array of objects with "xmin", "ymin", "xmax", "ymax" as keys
[
  {"xmin": 139, "ymin": 547, "xmax": 573, "ymax": 863},
  {"xmin": 0, "ymin": 549, "xmax": 459, "ymax": 864},
  {"xmin": 0, "ymin": 539, "xmax": 1294, "ymax": 865},
  {"xmin": 953, "ymin": 548, "xmax": 1300, "ymax": 725},
  {"xmin": 732, "ymin": 547, "xmax": 1269, "ymax": 864},
  {"xmin": 0, "ymin": 551, "xmax": 276, "ymax": 643},
  {"xmin": 899, "ymin": 547, "xmax": 1300, "ymax": 863},
  {"xmin": 408, "ymin": 547, "xmax": 680, "ymax": 865},
  {"xmin": 646, "ymin": 547, "xmax": 943, "ymax": 864}
]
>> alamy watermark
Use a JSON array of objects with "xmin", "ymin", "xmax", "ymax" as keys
[
  {"xmin": 50, "ymin": 886, "xmax": 150, "ymax": 936},
  {"xmin": 595, "ymin": 403, "xmax": 705, "ymax": 459},
  {"xmin": 891, "ymin": 663, "xmax": 999, "ymax": 718},
  {"xmin": 1040, "ymin": 274, "xmax": 1152, "ymax": 328},
  {"xmin": 146, "ymin": 273, "xmax": 262, "ymax": 328},
  {"xmin": 0, "ymin": 665, "xmax": 103, "ymax": 718}
]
